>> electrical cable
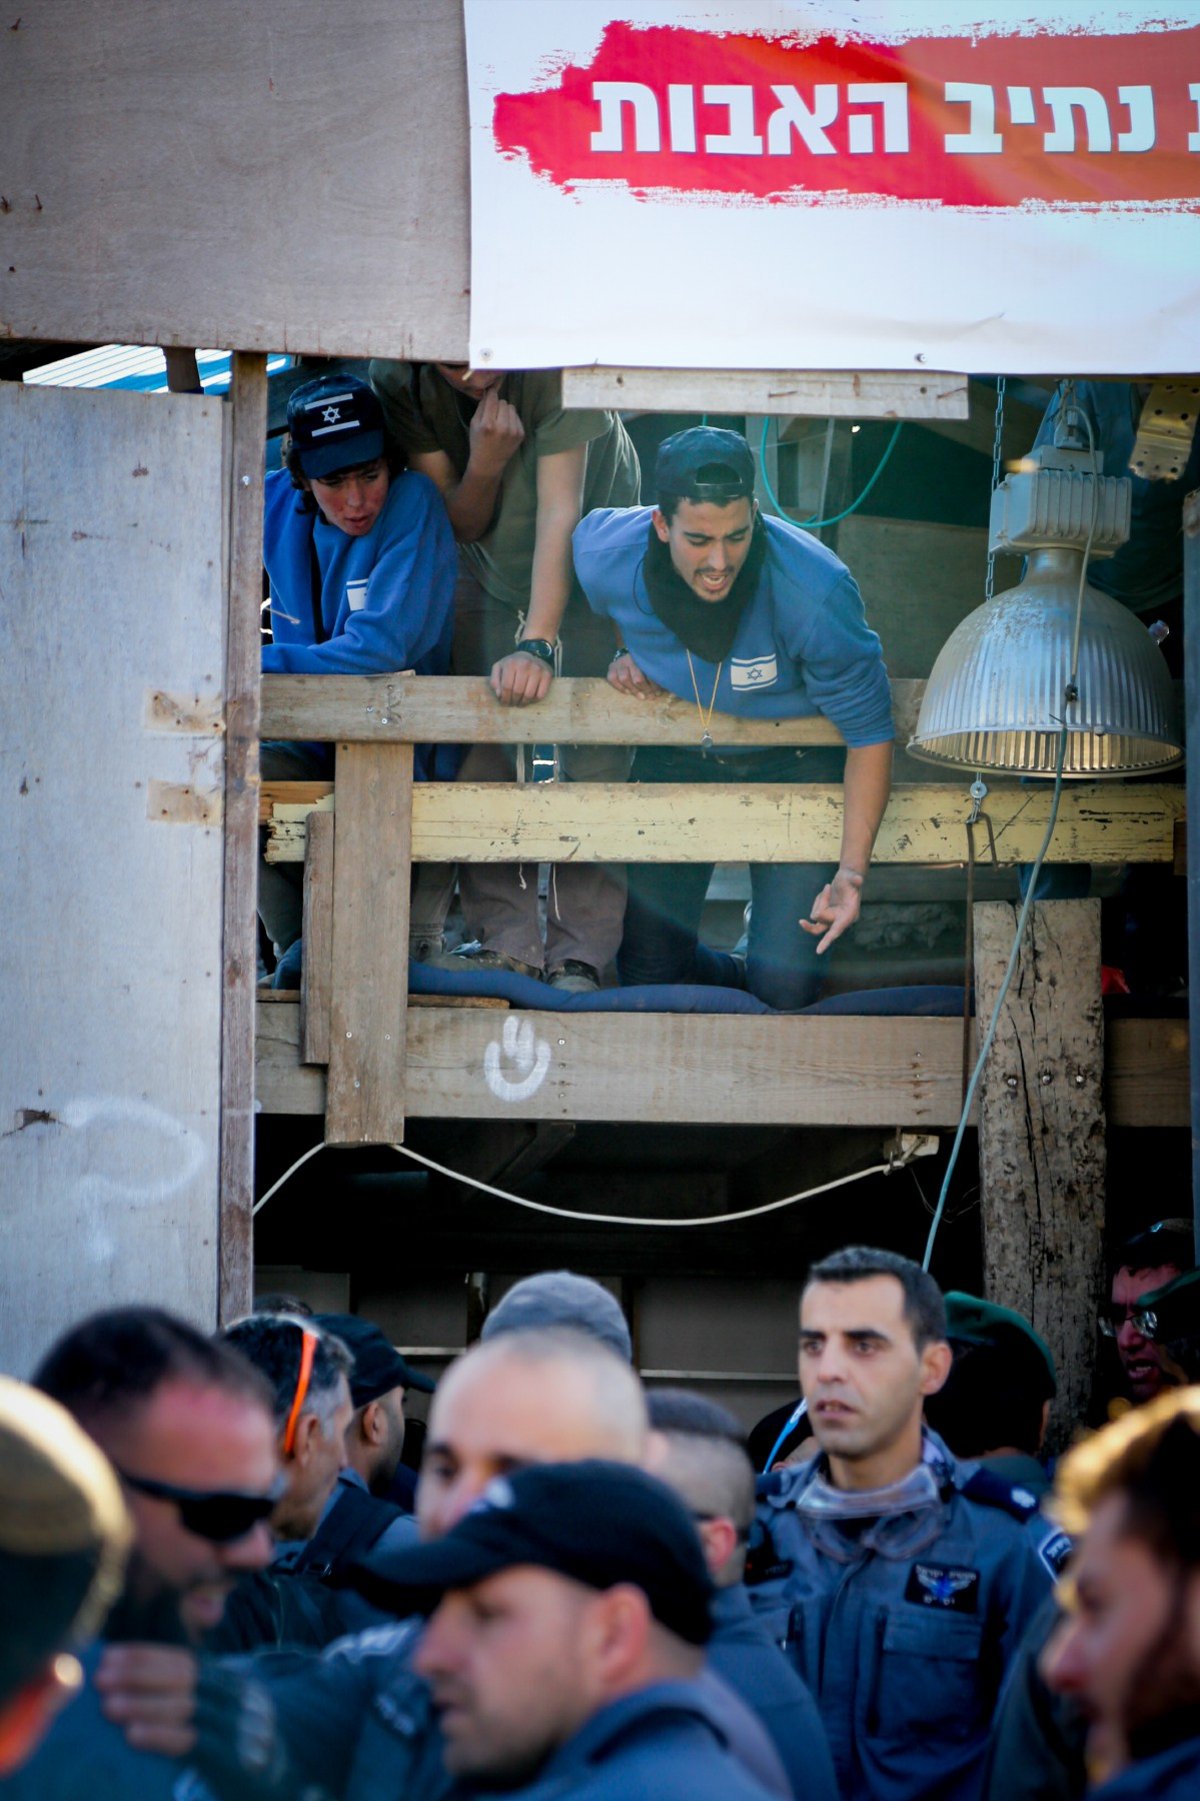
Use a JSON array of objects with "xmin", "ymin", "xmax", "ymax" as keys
[
  {"xmin": 920, "ymin": 389, "xmax": 1101, "ymax": 1273},
  {"xmin": 758, "ymin": 417, "xmax": 903, "ymax": 527},
  {"xmin": 253, "ymin": 1138, "xmax": 895, "ymax": 1228}
]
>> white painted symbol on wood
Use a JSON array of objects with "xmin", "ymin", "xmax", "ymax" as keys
[{"xmin": 483, "ymin": 1017, "xmax": 552, "ymax": 1104}]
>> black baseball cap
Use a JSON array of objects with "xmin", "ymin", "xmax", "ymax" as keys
[
  {"xmin": 286, "ymin": 375, "xmax": 385, "ymax": 479},
  {"xmin": 314, "ymin": 1313, "xmax": 436, "ymax": 1407},
  {"xmin": 349, "ymin": 1460, "xmax": 713, "ymax": 1645},
  {"xmin": 654, "ymin": 426, "xmax": 755, "ymax": 506}
]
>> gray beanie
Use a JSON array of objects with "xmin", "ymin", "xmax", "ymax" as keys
[{"xmin": 480, "ymin": 1271, "xmax": 632, "ymax": 1362}]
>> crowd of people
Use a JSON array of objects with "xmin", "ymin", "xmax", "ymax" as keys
[
  {"xmin": 4, "ymin": 1232, "xmax": 1200, "ymax": 1799},
  {"xmin": 258, "ymin": 365, "xmax": 896, "ymax": 1009}
]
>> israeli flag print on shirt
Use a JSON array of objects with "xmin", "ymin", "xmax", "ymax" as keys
[
  {"xmin": 346, "ymin": 579, "xmax": 369, "ymax": 612},
  {"xmin": 731, "ymin": 653, "xmax": 778, "ymax": 691}
]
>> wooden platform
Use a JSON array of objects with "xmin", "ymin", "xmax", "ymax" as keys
[{"xmin": 256, "ymin": 998, "xmax": 1188, "ymax": 1131}]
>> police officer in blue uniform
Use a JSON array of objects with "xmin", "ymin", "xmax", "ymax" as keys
[{"xmin": 746, "ymin": 1247, "xmax": 1066, "ymax": 1801}]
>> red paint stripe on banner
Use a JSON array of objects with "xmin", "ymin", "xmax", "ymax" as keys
[{"xmin": 492, "ymin": 19, "xmax": 1200, "ymax": 209}]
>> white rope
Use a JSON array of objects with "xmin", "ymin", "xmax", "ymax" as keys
[{"xmin": 253, "ymin": 1137, "xmax": 895, "ymax": 1228}]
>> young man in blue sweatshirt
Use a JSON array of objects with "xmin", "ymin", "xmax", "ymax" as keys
[
  {"xmin": 572, "ymin": 426, "xmax": 893, "ymax": 1009},
  {"xmin": 258, "ymin": 373, "xmax": 456, "ymax": 964}
]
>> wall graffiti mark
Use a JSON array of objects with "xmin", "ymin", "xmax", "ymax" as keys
[{"xmin": 483, "ymin": 1016, "xmax": 553, "ymax": 1104}]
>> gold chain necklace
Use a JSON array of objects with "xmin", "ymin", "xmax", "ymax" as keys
[{"xmin": 685, "ymin": 650, "xmax": 723, "ymax": 752}]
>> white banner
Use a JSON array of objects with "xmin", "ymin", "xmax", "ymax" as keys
[{"xmin": 463, "ymin": 1, "xmax": 1200, "ymax": 374}]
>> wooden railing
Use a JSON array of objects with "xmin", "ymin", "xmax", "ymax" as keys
[{"xmin": 255, "ymin": 674, "xmax": 1188, "ymax": 1145}]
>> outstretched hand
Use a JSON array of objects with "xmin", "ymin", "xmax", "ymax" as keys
[{"xmin": 800, "ymin": 868, "xmax": 864, "ymax": 954}]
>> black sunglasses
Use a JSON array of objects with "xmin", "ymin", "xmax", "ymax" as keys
[{"xmin": 116, "ymin": 1469, "xmax": 285, "ymax": 1543}]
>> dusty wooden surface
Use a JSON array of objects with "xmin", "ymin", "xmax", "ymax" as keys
[
  {"xmin": 975, "ymin": 901, "xmax": 1107, "ymax": 1449},
  {"xmin": 0, "ymin": 0, "xmax": 469, "ymax": 357},
  {"xmin": 300, "ymin": 810, "xmax": 334, "ymax": 1067},
  {"xmin": 326, "ymin": 744, "xmax": 414, "ymax": 1145},
  {"xmin": 260, "ymin": 674, "xmax": 926, "ymax": 747},
  {"xmin": 0, "ymin": 384, "xmax": 227, "ymax": 1371},
  {"xmin": 257, "ymin": 1000, "xmax": 1186, "ymax": 1129},
  {"xmin": 218, "ymin": 354, "xmax": 268, "ymax": 1324},
  {"xmin": 560, "ymin": 369, "xmax": 968, "ymax": 419},
  {"xmin": 262, "ymin": 780, "xmax": 1186, "ymax": 867}
]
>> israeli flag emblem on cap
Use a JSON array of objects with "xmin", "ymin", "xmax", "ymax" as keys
[
  {"xmin": 731, "ymin": 654, "xmax": 778, "ymax": 691},
  {"xmin": 306, "ymin": 391, "xmax": 362, "ymax": 438}
]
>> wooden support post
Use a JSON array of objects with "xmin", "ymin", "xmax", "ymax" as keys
[
  {"xmin": 974, "ymin": 900, "xmax": 1106, "ymax": 1449},
  {"xmin": 219, "ymin": 352, "xmax": 267, "ymax": 1323},
  {"xmin": 326, "ymin": 742, "xmax": 414, "ymax": 1144},
  {"xmin": 300, "ymin": 809, "xmax": 334, "ymax": 1066}
]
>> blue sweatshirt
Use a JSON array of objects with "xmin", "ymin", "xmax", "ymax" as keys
[
  {"xmin": 573, "ymin": 507, "xmax": 893, "ymax": 747},
  {"xmin": 262, "ymin": 466, "xmax": 455, "ymax": 678}
]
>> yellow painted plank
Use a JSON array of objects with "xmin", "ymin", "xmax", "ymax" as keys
[{"xmin": 263, "ymin": 782, "xmax": 1186, "ymax": 866}]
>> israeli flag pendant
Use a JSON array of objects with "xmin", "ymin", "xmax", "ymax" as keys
[{"xmin": 701, "ymin": 731, "xmax": 714, "ymax": 753}]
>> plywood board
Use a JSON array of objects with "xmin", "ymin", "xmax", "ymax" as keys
[
  {"xmin": 0, "ymin": 0, "xmax": 469, "ymax": 358},
  {"xmin": 260, "ymin": 675, "xmax": 927, "ymax": 747},
  {"xmin": 255, "ymin": 1001, "xmax": 1189, "ymax": 1129},
  {"xmin": 262, "ymin": 781, "xmax": 1186, "ymax": 867},
  {"xmin": 561, "ymin": 369, "xmax": 968, "ymax": 420},
  {"xmin": 0, "ymin": 384, "xmax": 227, "ymax": 1373}
]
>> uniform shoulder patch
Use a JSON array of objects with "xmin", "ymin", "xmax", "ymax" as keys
[
  {"xmin": 1037, "ymin": 1529, "xmax": 1074, "ymax": 1580},
  {"xmin": 961, "ymin": 1465, "xmax": 1041, "ymax": 1521}
]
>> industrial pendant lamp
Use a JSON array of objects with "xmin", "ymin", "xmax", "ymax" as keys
[{"xmin": 908, "ymin": 412, "xmax": 1182, "ymax": 779}]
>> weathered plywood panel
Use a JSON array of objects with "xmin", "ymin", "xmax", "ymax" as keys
[
  {"xmin": 0, "ymin": 384, "xmax": 227, "ymax": 1374},
  {"xmin": 263, "ymin": 781, "xmax": 1186, "ymax": 867},
  {"xmin": 837, "ymin": 516, "xmax": 993, "ymax": 681},
  {"xmin": 0, "ymin": 0, "xmax": 468, "ymax": 357}
]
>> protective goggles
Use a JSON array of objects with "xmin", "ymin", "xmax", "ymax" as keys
[{"xmin": 117, "ymin": 1469, "xmax": 285, "ymax": 1543}]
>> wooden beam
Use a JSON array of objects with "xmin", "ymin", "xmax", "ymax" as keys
[
  {"xmin": 256, "ymin": 999, "xmax": 1190, "ymax": 1129},
  {"xmin": 975, "ymin": 901, "xmax": 1107, "ymax": 1450},
  {"xmin": 300, "ymin": 809, "xmax": 334, "ymax": 1066},
  {"xmin": 325, "ymin": 744, "xmax": 414, "ymax": 1146},
  {"xmin": 260, "ymin": 675, "xmax": 927, "ymax": 748},
  {"xmin": 218, "ymin": 353, "xmax": 267, "ymax": 1324},
  {"xmin": 560, "ymin": 369, "xmax": 969, "ymax": 420},
  {"xmin": 263, "ymin": 781, "xmax": 1186, "ymax": 867}
]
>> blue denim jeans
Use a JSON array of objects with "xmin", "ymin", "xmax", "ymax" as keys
[{"xmin": 617, "ymin": 744, "xmax": 844, "ymax": 1011}]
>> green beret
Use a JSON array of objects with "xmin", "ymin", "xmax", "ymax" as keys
[{"xmin": 942, "ymin": 1292, "xmax": 1057, "ymax": 1396}]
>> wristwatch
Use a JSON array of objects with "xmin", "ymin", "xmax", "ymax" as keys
[{"xmin": 516, "ymin": 638, "xmax": 555, "ymax": 667}]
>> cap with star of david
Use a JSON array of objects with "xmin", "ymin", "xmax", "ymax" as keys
[{"xmin": 286, "ymin": 373, "xmax": 386, "ymax": 479}]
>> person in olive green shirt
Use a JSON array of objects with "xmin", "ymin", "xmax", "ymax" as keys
[{"xmin": 369, "ymin": 361, "xmax": 640, "ymax": 992}]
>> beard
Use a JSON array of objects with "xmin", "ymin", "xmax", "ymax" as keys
[
  {"xmin": 1123, "ymin": 1592, "xmax": 1200, "ymax": 1762},
  {"xmin": 100, "ymin": 1549, "xmax": 193, "ymax": 1646}
]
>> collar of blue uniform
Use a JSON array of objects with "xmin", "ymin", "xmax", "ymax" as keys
[{"xmin": 794, "ymin": 1429, "xmax": 952, "ymax": 1522}]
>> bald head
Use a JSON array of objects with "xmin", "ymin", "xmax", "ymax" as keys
[{"xmin": 417, "ymin": 1329, "xmax": 647, "ymax": 1539}]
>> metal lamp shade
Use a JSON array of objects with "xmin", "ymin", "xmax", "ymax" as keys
[{"xmin": 908, "ymin": 549, "xmax": 1183, "ymax": 778}]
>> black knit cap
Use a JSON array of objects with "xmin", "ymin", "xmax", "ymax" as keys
[{"xmin": 351, "ymin": 1459, "xmax": 713, "ymax": 1645}]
